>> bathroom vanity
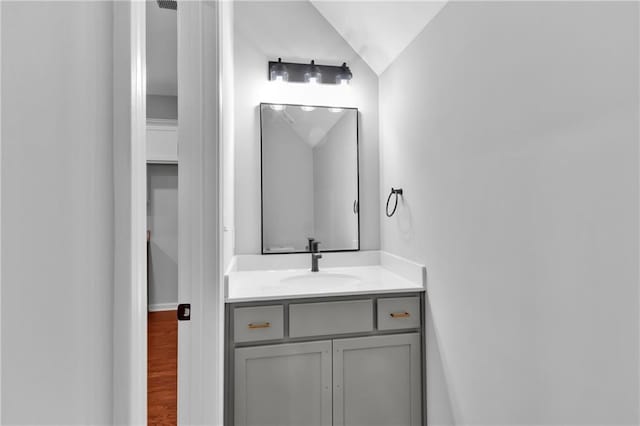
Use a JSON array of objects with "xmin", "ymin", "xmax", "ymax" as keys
[
  {"xmin": 224, "ymin": 252, "xmax": 427, "ymax": 426},
  {"xmin": 223, "ymin": 103, "xmax": 426, "ymax": 425}
]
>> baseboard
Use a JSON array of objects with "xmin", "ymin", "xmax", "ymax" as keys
[{"xmin": 148, "ymin": 303, "xmax": 178, "ymax": 312}]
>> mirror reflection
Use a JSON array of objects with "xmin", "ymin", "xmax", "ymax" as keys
[{"xmin": 261, "ymin": 103, "xmax": 359, "ymax": 254}]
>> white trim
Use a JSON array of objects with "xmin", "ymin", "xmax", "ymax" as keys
[
  {"xmin": 637, "ymin": 2, "xmax": 640, "ymax": 421},
  {"xmin": 130, "ymin": 3, "xmax": 147, "ymax": 424},
  {"xmin": 147, "ymin": 159, "xmax": 179, "ymax": 165},
  {"xmin": 147, "ymin": 118, "xmax": 178, "ymax": 127},
  {"xmin": 146, "ymin": 118, "xmax": 178, "ymax": 164},
  {"xmin": 177, "ymin": 2, "xmax": 223, "ymax": 424},
  {"xmin": 113, "ymin": 2, "xmax": 147, "ymax": 424},
  {"xmin": 0, "ymin": 2, "xmax": 3, "ymax": 421},
  {"xmin": 148, "ymin": 303, "xmax": 178, "ymax": 312},
  {"xmin": 146, "ymin": 123, "xmax": 178, "ymax": 132}
]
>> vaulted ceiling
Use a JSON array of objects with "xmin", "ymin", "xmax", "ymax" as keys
[
  {"xmin": 145, "ymin": 0, "xmax": 449, "ymax": 95},
  {"xmin": 310, "ymin": 1, "xmax": 448, "ymax": 75}
]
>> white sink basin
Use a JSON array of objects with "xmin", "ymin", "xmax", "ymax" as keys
[{"xmin": 280, "ymin": 272, "xmax": 361, "ymax": 286}]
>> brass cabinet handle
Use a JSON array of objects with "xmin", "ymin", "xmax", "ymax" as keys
[
  {"xmin": 390, "ymin": 312, "xmax": 410, "ymax": 319},
  {"xmin": 248, "ymin": 322, "xmax": 271, "ymax": 329}
]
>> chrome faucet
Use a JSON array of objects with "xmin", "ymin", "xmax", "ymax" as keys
[{"xmin": 308, "ymin": 238, "xmax": 322, "ymax": 272}]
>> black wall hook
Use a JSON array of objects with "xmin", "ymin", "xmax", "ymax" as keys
[{"xmin": 386, "ymin": 188, "xmax": 403, "ymax": 217}]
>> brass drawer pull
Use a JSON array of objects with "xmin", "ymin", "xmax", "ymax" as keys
[
  {"xmin": 390, "ymin": 312, "xmax": 410, "ymax": 319},
  {"xmin": 248, "ymin": 322, "xmax": 271, "ymax": 329}
]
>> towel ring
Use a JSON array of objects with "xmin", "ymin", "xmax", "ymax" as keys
[{"xmin": 386, "ymin": 188, "xmax": 403, "ymax": 217}]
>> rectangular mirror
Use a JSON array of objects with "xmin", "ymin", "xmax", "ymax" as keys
[{"xmin": 260, "ymin": 103, "xmax": 359, "ymax": 254}]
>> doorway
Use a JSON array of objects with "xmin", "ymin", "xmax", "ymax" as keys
[
  {"xmin": 147, "ymin": 162, "xmax": 179, "ymax": 424},
  {"xmin": 118, "ymin": 2, "xmax": 224, "ymax": 424},
  {"xmin": 146, "ymin": 0, "xmax": 178, "ymax": 423}
]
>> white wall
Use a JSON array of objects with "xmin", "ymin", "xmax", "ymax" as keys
[
  {"xmin": 146, "ymin": 0, "xmax": 177, "ymax": 96},
  {"xmin": 380, "ymin": 2, "xmax": 639, "ymax": 424},
  {"xmin": 147, "ymin": 94, "xmax": 177, "ymax": 120},
  {"xmin": 1, "ymin": 1, "xmax": 114, "ymax": 423},
  {"xmin": 233, "ymin": 0, "xmax": 379, "ymax": 254},
  {"xmin": 146, "ymin": 0, "xmax": 178, "ymax": 121},
  {"xmin": 147, "ymin": 165, "xmax": 178, "ymax": 308},
  {"xmin": 221, "ymin": 0, "xmax": 235, "ymax": 271}
]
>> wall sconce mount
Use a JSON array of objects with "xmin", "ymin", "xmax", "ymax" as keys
[{"xmin": 268, "ymin": 58, "xmax": 353, "ymax": 85}]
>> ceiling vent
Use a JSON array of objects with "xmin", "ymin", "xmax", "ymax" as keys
[{"xmin": 157, "ymin": 0, "xmax": 177, "ymax": 11}]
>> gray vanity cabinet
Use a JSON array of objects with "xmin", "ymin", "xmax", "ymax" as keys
[
  {"xmin": 226, "ymin": 293, "xmax": 425, "ymax": 426},
  {"xmin": 333, "ymin": 334, "xmax": 422, "ymax": 426},
  {"xmin": 234, "ymin": 340, "xmax": 333, "ymax": 426}
]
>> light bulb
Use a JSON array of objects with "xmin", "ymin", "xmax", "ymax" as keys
[
  {"xmin": 270, "ymin": 104, "xmax": 286, "ymax": 111},
  {"xmin": 301, "ymin": 106, "xmax": 315, "ymax": 112},
  {"xmin": 304, "ymin": 60, "xmax": 322, "ymax": 84},
  {"xmin": 335, "ymin": 62, "xmax": 352, "ymax": 85},
  {"xmin": 270, "ymin": 58, "xmax": 289, "ymax": 82},
  {"xmin": 328, "ymin": 107, "xmax": 343, "ymax": 113}
]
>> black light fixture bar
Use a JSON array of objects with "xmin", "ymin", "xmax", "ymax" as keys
[{"xmin": 268, "ymin": 59, "xmax": 352, "ymax": 85}]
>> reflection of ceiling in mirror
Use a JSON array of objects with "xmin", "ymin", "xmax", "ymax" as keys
[{"xmin": 269, "ymin": 106, "xmax": 350, "ymax": 148}]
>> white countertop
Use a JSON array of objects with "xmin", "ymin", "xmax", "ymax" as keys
[{"xmin": 225, "ymin": 251, "xmax": 426, "ymax": 303}]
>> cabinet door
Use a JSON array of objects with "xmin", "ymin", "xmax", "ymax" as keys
[
  {"xmin": 234, "ymin": 340, "xmax": 332, "ymax": 426},
  {"xmin": 333, "ymin": 333, "xmax": 422, "ymax": 426}
]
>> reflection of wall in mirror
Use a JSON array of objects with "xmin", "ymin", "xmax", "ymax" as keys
[
  {"xmin": 262, "ymin": 109, "xmax": 314, "ymax": 252},
  {"xmin": 313, "ymin": 111, "xmax": 359, "ymax": 250}
]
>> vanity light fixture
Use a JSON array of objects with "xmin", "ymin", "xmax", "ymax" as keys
[
  {"xmin": 335, "ymin": 63, "xmax": 352, "ymax": 85},
  {"xmin": 304, "ymin": 60, "xmax": 322, "ymax": 84},
  {"xmin": 268, "ymin": 59, "xmax": 354, "ymax": 85},
  {"xmin": 301, "ymin": 106, "xmax": 316, "ymax": 112},
  {"xmin": 328, "ymin": 107, "xmax": 344, "ymax": 113},
  {"xmin": 269, "ymin": 58, "xmax": 288, "ymax": 82},
  {"xmin": 269, "ymin": 104, "xmax": 286, "ymax": 111}
]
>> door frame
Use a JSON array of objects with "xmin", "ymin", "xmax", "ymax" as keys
[
  {"xmin": 176, "ymin": 1, "xmax": 224, "ymax": 424},
  {"xmin": 113, "ymin": 1, "xmax": 224, "ymax": 425},
  {"xmin": 113, "ymin": 1, "xmax": 147, "ymax": 424},
  {"xmin": 0, "ymin": 3, "xmax": 3, "ymax": 421}
]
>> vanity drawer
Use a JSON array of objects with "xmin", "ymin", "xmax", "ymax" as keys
[
  {"xmin": 289, "ymin": 299, "xmax": 373, "ymax": 338},
  {"xmin": 377, "ymin": 297, "xmax": 421, "ymax": 330},
  {"xmin": 234, "ymin": 305, "xmax": 284, "ymax": 343}
]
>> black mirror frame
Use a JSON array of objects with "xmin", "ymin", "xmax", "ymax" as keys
[{"xmin": 259, "ymin": 102, "xmax": 361, "ymax": 255}]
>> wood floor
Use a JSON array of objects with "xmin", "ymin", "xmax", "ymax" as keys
[{"xmin": 148, "ymin": 310, "xmax": 177, "ymax": 426}]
